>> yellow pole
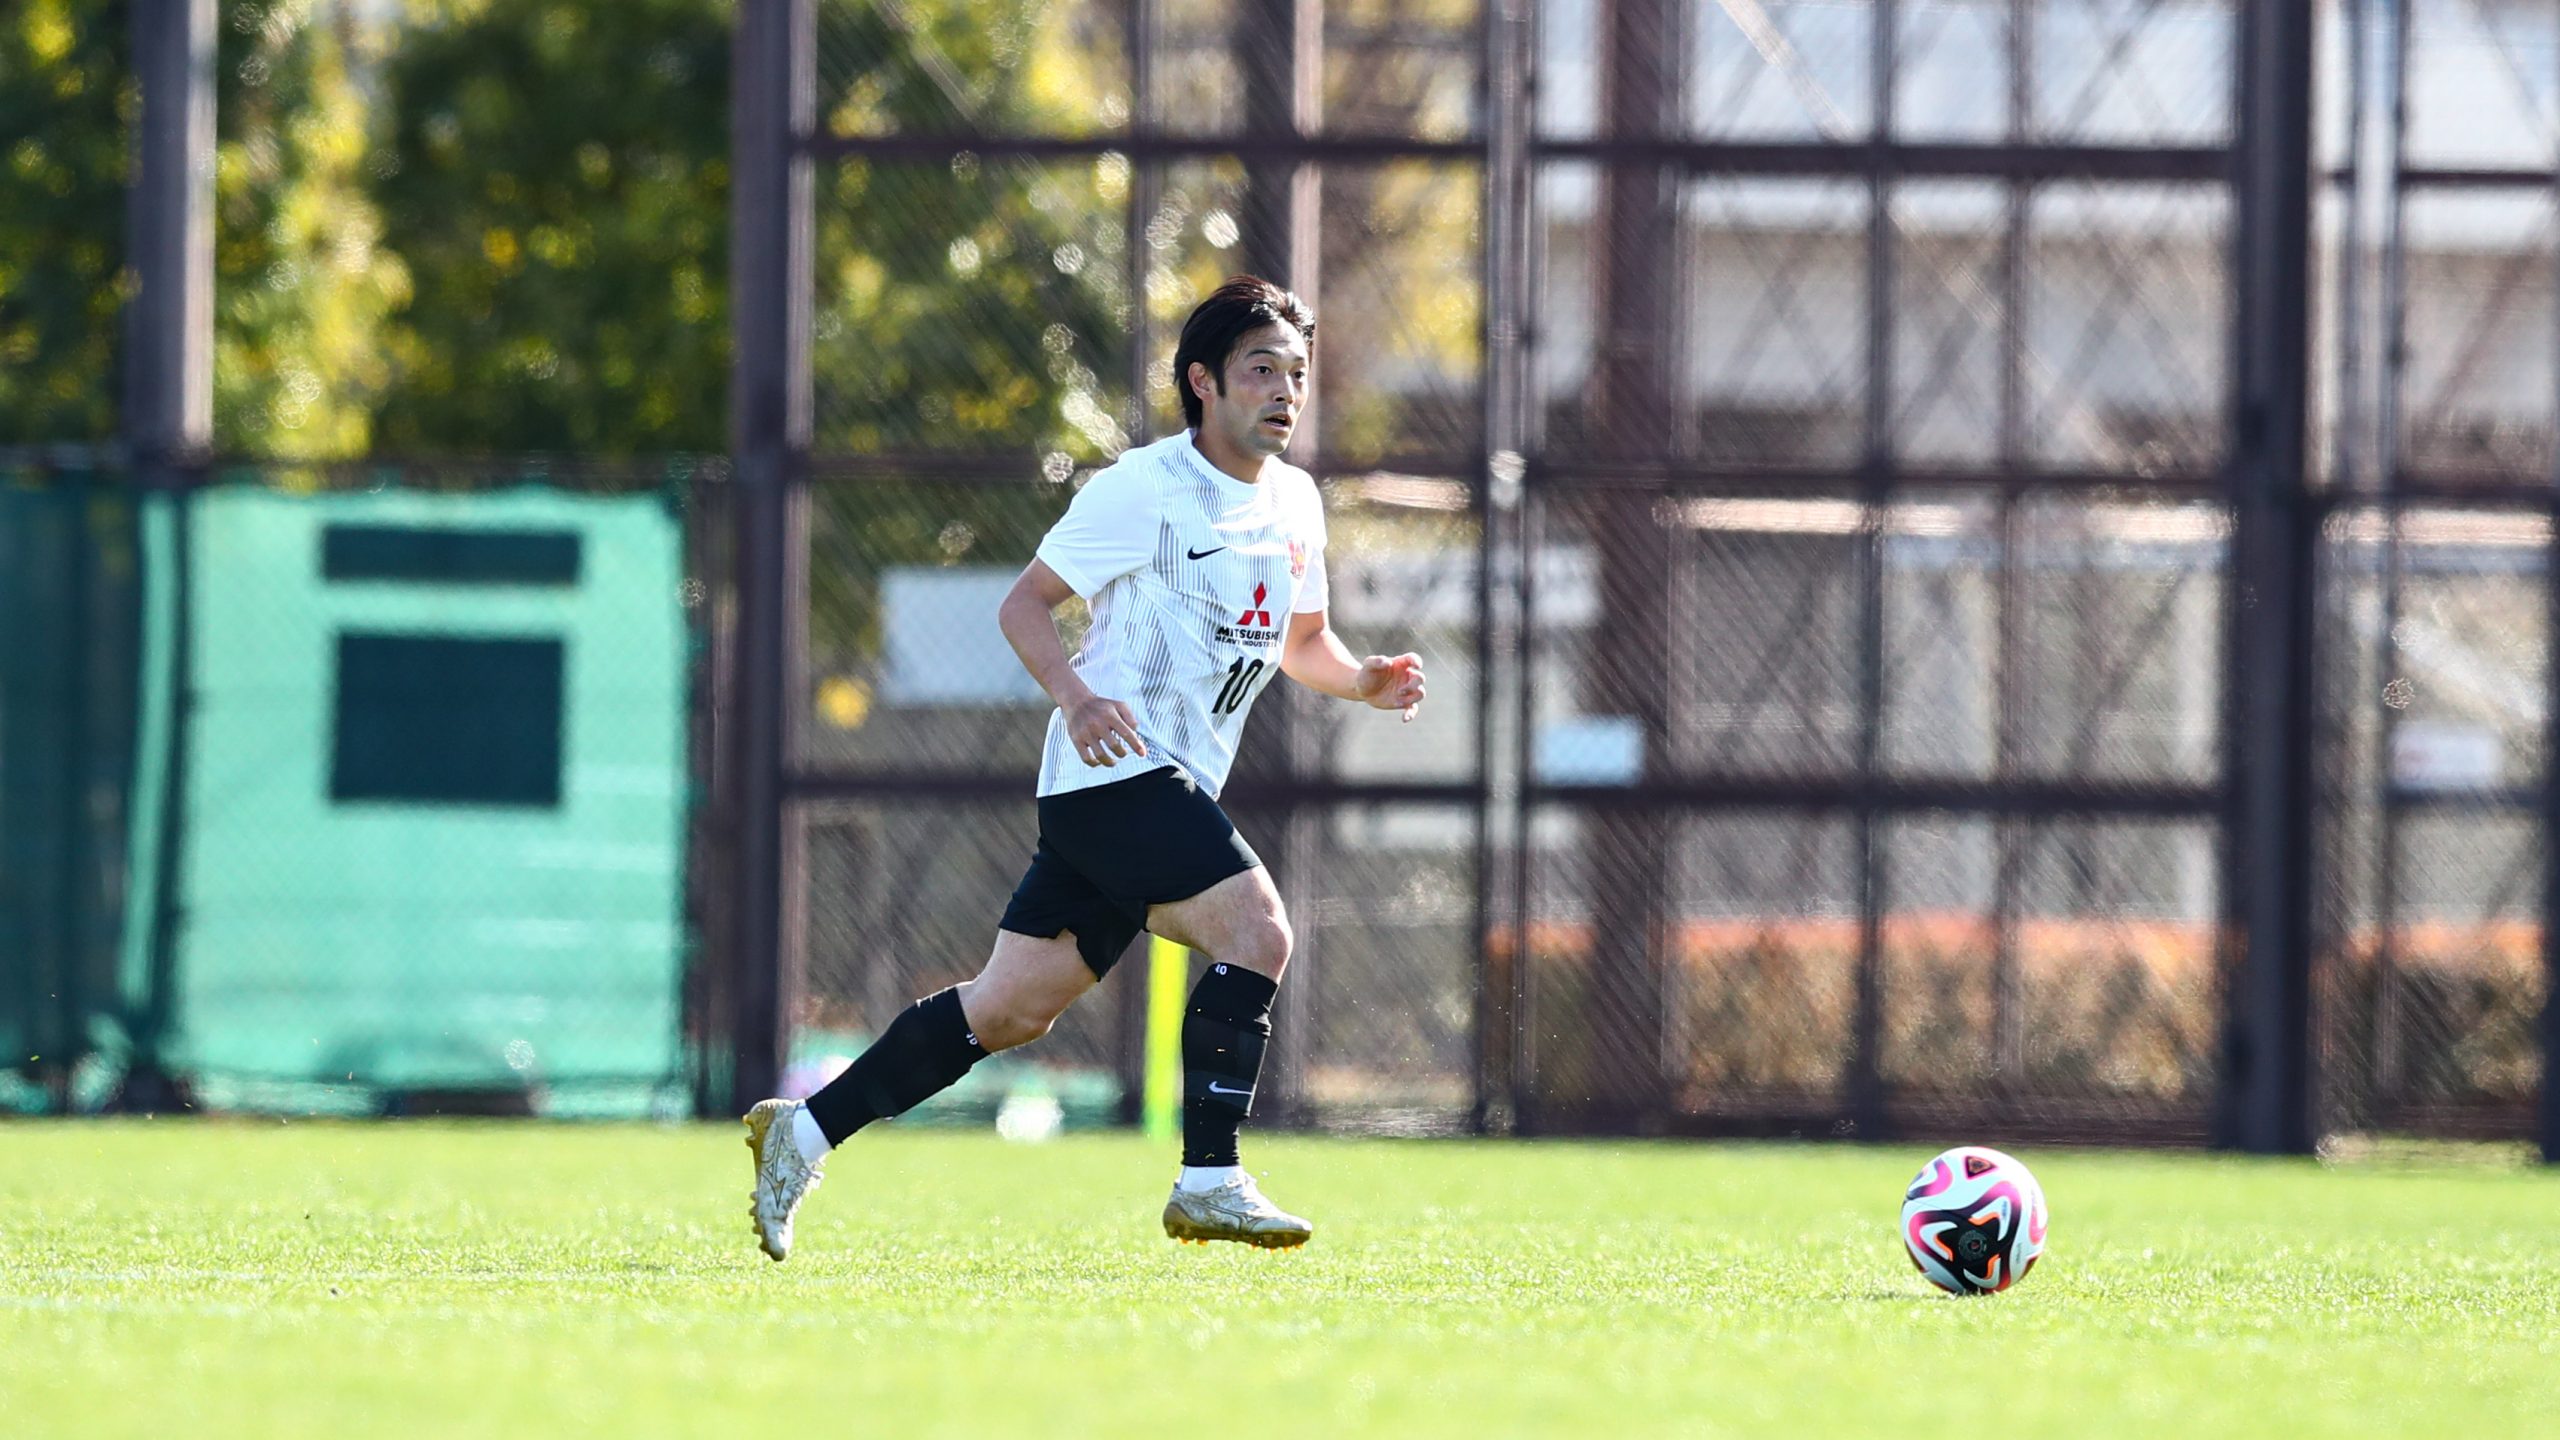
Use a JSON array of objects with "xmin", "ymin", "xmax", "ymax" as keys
[{"xmin": 1143, "ymin": 935, "xmax": 1186, "ymax": 1140}]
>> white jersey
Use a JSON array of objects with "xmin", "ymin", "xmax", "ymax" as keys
[{"xmin": 1032, "ymin": 432, "xmax": 1329, "ymax": 799}]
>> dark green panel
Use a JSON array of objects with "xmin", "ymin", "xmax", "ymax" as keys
[
  {"xmin": 330, "ymin": 633, "xmax": 565, "ymax": 807},
  {"xmin": 321, "ymin": 525, "xmax": 582, "ymax": 586},
  {"xmin": 0, "ymin": 479, "xmax": 144, "ymax": 1106}
]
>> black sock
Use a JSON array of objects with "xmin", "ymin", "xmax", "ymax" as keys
[
  {"xmin": 1181, "ymin": 962, "xmax": 1278, "ymax": 1168},
  {"xmin": 804, "ymin": 987, "xmax": 989, "ymax": 1145}
]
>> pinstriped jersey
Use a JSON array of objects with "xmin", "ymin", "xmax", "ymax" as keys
[{"xmin": 1033, "ymin": 432, "xmax": 1329, "ymax": 799}]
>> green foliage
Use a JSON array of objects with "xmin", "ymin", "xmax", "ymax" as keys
[
  {"xmin": 800, "ymin": 0, "xmax": 1135, "ymax": 690},
  {"xmin": 369, "ymin": 0, "xmax": 730, "ymax": 455},
  {"xmin": 0, "ymin": 0, "xmax": 126, "ymax": 444},
  {"xmin": 812, "ymin": 0, "xmax": 1129, "ymax": 464},
  {"xmin": 0, "ymin": 0, "xmax": 1472, "ymax": 472},
  {"xmin": 1312, "ymin": 163, "xmax": 1481, "ymax": 465},
  {"xmin": 214, "ymin": 1, "xmax": 406, "ymax": 458}
]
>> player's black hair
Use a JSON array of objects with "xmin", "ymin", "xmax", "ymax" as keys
[{"xmin": 1172, "ymin": 275, "xmax": 1315, "ymax": 430}]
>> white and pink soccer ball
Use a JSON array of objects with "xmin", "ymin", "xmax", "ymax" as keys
[{"xmin": 1900, "ymin": 1145, "xmax": 2048, "ymax": 1295}]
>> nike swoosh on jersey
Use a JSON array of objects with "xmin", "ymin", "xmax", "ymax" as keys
[{"xmin": 1186, "ymin": 546, "xmax": 1227, "ymax": 559}]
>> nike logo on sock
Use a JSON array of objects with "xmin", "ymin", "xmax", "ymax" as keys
[
  {"xmin": 1207, "ymin": 1082, "xmax": 1253, "ymax": 1097},
  {"xmin": 1186, "ymin": 546, "xmax": 1226, "ymax": 560}
]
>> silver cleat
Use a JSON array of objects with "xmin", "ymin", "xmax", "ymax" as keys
[
  {"xmin": 742, "ymin": 1098, "xmax": 825, "ymax": 1262},
  {"xmin": 1161, "ymin": 1174, "xmax": 1313, "ymax": 1249}
]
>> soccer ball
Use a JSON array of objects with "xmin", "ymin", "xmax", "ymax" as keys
[{"xmin": 1900, "ymin": 1145, "xmax": 2047, "ymax": 1295}]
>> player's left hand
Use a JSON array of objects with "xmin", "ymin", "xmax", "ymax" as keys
[{"xmin": 1355, "ymin": 652, "xmax": 1426, "ymax": 722}]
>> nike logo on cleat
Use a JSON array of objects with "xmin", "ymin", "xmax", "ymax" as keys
[
  {"xmin": 1187, "ymin": 546, "xmax": 1227, "ymax": 559},
  {"xmin": 1207, "ymin": 1081, "xmax": 1253, "ymax": 1096}
]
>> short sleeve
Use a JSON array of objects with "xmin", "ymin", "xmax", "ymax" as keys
[
  {"xmin": 1035, "ymin": 461, "xmax": 1158, "ymax": 599},
  {"xmin": 1289, "ymin": 476, "xmax": 1329, "ymax": 614},
  {"xmin": 1292, "ymin": 548, "xmax": 1329, "ymax": 613}
]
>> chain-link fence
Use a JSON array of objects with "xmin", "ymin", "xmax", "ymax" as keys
[
  {"xmin": 791, "ymin": 462, "xmax": 1488, "ymax": 1128},
  {"xmin": 3, "ymin": 4, "xmax": 745, "ymax": 1118},
  {"xmin": 13, "ymin": 0, "xmax": 2558, "ymax": 1145},
  {"xmin": 2309, "ymin": 0, "xmax": 2560, "ymax": 1143},
  {"xmin": 1507, "ymin": 486, "xmax": 2227, "ymax": 1138},
  {"xmin": 0, "ymin": 454, "xmax": 144, "ymax": 1114},
  {"xmin": 750, "ymin": 0, "xmax": 2560, "ymax": 1150},
  {"xmin": 0, "ymin": 454, "xmax": 718, "ymax": 1118}
]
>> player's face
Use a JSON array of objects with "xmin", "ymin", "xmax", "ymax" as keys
[{"xmin": 1200, "ymin": 323, "xmax": 1310, "ymax": 458}]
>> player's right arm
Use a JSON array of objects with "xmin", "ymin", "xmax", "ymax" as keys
[
  {"xmin": 1012, "ymin": 459, "xmax": 1158, "ymax": 767},
  {"xmin": 998, "ymin": 557, "xmax": 1147, "ymax": 767}
]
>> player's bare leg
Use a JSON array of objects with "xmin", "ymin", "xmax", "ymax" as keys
[
  {"xmin": 1147, "ymin": 867, "xmax": 1313, "ymax": 1249},
  {"xmin": 744, "ymin": 929, "xmax": 1091, "ymax": 1261},
  {"xmin": 954, "ymin": 929, "xmax": 1101, "ymax": 1051}
]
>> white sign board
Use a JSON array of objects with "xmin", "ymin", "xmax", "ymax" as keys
[
  {"xmin": 880, "ymin": 567, "xmax": 1047, "ymax": 706},
  {"xmin": 2390, "ymin": 720, "xmax": 2501, "ymax": 792},
  {"xmin": 1534, "ymin": 714, "xmax": 1644, "ymax": 786},
  {"xmin": 1331, "ymin": 547, "xmax": 1598, "ymax": 628}
]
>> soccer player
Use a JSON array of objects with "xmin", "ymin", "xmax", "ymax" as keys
[{"xmin": 743, "ymin": 275, "xmax": 1426, "ymax": 1261}]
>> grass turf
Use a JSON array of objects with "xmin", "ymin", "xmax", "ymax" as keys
[{"xmin": 2, "ymin": 1122, "xmax": 2556, "ymax": 1437}]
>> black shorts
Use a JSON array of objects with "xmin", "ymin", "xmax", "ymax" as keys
[{"xmin": 998, "ymin": 766, "xmax": 1262, "ymax": 978}]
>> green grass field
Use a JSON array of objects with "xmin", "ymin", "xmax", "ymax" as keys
[{"xmin": 3, "ymin": 1122, "xmax": 2557, "ymax": 1437}]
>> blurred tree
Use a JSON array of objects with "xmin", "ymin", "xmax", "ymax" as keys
[
  {"xmin": 369, "ymin": 0, "xmax": 731, "ymax": 454},
  {"xmin": 214, "ymin": 0, "xmax": 407, "ymax": 459},
  {"xmin": 812, "ymin": 0, "xmax": 1129, "ymax": 465},
  {"xmin": 1, "ymin": 0, "xmax": 1312, "ymax": 471},
  {"xmin": 1302, "ymin": 0, "xmax": 1482, "ymax": 467},
  {"xmin": 802, "ymin": 0, "xmax": 1131, "ymax": 678},
  {"xmin": 366, "ymin": 0, "xmax": 1138, "ymax": 466},
  {"xmin": 0, "ymin": 0, "xmax": 126, "ymax": 444}
]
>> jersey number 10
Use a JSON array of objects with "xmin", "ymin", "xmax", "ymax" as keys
[{"xmin": 1213, "ymin": 656, "xmax": 1265, "ymax": 715}]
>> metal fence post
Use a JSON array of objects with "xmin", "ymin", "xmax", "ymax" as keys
[
  {"xmin": 1848, "ymin": 0, "xmax": 1901, "ymax": 1143},
  {"xmin": 126, "ymin": 0, "xmax": 214, "ymax": 465},
  {"xmin": 1474, "ymin": 0, "xmax": 1533, "ymax": 1134},
  {"xmin": 1577, "ymin": 0, "xmax": 1682, "ymax": 1131},
  {"xmin": 2216, "ymin": 0, "xmax": 2319, "ymax": 1155},
  {"xmin": 2545, "ymin": 137, "xmax": 2560, "ymax": 1166},
  {"xmin": 725, "ymin": 0, "xmax": 815, "ymax": 1113},
  {"xmin": 118, "ymin": 0, "xmax": 216, "ymax": 1111},
  {"xmin": 1235, "ymin": 0, "xmax": 1324, "ymax": 1124},
  {"xmin": 2544, "ymin": 504, "xmax": 2560, "ymax": 1164}
]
